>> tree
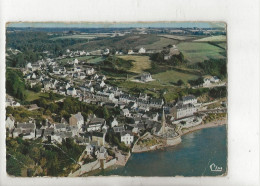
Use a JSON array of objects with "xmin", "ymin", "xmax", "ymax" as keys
[
  {"xmin": 177, "ymin": 79, "xmax": 184, "ymax": 86},
  {"xmin": 103, "ymin": 106, "xmax": 110, "ymax": 120}
]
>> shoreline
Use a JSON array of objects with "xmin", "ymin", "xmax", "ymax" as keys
[
  {"xmin": 132, "ymin": 118, "xmax": 227, "ymax": 154},
  {"xmin": 181, "ymin": 118, "xmax": 227, "ymax": 136},
  {"xmin": 72, "ymin": 118, "xmax": 227, "ymax": 176}
]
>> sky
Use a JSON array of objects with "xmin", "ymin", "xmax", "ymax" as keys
[{"xmin": 7, "ymin": 22, "xmax": 226, "ymax": 28}]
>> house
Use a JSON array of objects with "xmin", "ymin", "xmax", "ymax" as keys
[
  {"xmin": 150, "ymin": 98, "xmax": 164, "ymax": 109},
  {"xmin": 86, "ymin": 68, "xmax": 95, "ymax": 75},
  {"xmin": 181, "ymin": 95, "xmax": 197, "ymax": 105},
  {"xmin": 16, "ymin": 122, "xmax": 36, "ymax": 139},
  {"xmin": 171, "ymin": 103, "xmax": 197, "ymax": 119},
  {"xmin": 210, "ymin": 76, "xmax": 220, "ymax": 83},
  {"xmin": 86, "ymin": 118, "xmax": 106, "ymax": 132},
  {"xmin": 139, "ymin": 93, "xmax": 148, "ymax": 101},
  {"xmin": 92, "ymin": 131, "xmax": 106, "ymax": 146},
  {"xmin": 26, "ymin": 63, "xmax": 32, "ymax": 69},
  {"xmin": 203, "ymin": 78, "xmax": 211, "ymax": 87},
  {"xmin": 13, "ymin": 128, "xmax": 22, "ymax": 138},
  {"xmin": 128, "ymin": 50, "xmax": 134, "ymax": 55},
  {"xmin": 54, "ymin": 123, "xmax": 67, "ymax": 132},
  {"xmin": 86, "ymin": 144, "xmax": 94, "ymax": 155},
  {"xmin": 35, "ymin": 129, "xmax": 43, "ymax": 138},
  {"xmin": 119, "ymin": 94, "xmax": 136, "ymax": 103},
  {"xmin": 111, "ymin": 117, "xmax": 118, "ymax": 128},
  {"xmin": 138, "ymin": 47, "xmax": 146, "ymax": 54},
  {"xmin": 5, "ymin": 115, "xmax": 15, "ymax": 130},
  {"xmin": 95, "ymin": 91, "xmax": 114, "ymax": 102},
  {"xmin": 121, "ymin": 108, "xmax": 131, "ymax": 117},
  {"xmin": 67, "ymin": 87, "xmax": 77, "ymax": 96},
  {"xmin": 113, "ymin": 125, "xmax": 125, "ymax": 133},
  {"xmin": 103, "ymin": 48, "xmax": 110, "ymax": 55},
  {"xmin": 120, "ymin": 131, "xmax": 134, "ymax": 145},
  {"xmin": 140, "ymin": 73, "xmax": 153, "ymax": 82},
  {"xmin": 69, "ymin": 112, "xmax": 84, "ymax": 129},
  {"xmin": 43, "ymin": 127, "xmax": 54, "ymax": 141},
  {"xmin": 95, "ymin": 146, "xmax": 108, "ymax": 160}
]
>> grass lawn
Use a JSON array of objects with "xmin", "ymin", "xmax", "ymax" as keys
[
  {"xmin": 149, "ymin": 70, "xmax": 199, "ymax": 85},
  {"xmin": 117, "ymin": 55, "xmax": 151, "ymax": 74},
  {"xmin": 177, "ymin": 42, "xmax": 225, "ymax": 63},
  {"xmin": 25, "ymin": 90, "xmax": 49, "ymax": 102}
]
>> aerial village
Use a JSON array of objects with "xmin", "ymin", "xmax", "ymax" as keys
[{"xmin": 5, "ymin": 27, "xmax": 227, "ymax": 176}]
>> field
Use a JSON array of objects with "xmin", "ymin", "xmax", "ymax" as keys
[
  {"xmin": 137, "ymin": 37, "xmax": 179, "ymax": 50},
  {"xmin": 117, "ymin": 55, "xmax": 151, "ymax": 73},
  {"xmin": 193, "ymin": 35, "xmax": 226, "ymax": 42},
  {"xmin": 50, "ymin": 34, "xmax": 111, "ymax": 40},
  {"xmin": 149, "ymin": 70, "xmax": 199, "ymax": 85},
  {"xmin": 177, "ymin": 42, "xmax": 225, "ymax": 63},
  {"xmin": 158, "ymin": 34, "xmax": 195, "ymax": 41},
  {"xmin": 25, "ymin": 90, "xmax": 49, "ymax": 102}
]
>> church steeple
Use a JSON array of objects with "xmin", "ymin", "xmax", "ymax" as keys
[{"xmin": 161, "ymin": 109, "xmax": 166, "ymax": 134}]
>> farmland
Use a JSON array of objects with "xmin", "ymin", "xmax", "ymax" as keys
[
  {"xmin": 193, "ymin": 35, "xmax": 226, "ymax": 42},
  {"xmin": 117, "ymin": 55, "xmax": 151, "ymax": 74},
  {"xmin": 158, "ymin": 34, "xmax": 196, "ymax": 41},
  {"xmin": 50, "ymin": 34, "xmax": 111, "ymax": 40},
  {"xmin": 137, "ymin": 37, "xmax": 179, "ymax": 50},
  {"xmin": 177, "ymin": 42, "xmax": 225, "ymax": 63},
  {"xmin": 149, "ymin": 70, "xmax": 199, "ymax": 86}
]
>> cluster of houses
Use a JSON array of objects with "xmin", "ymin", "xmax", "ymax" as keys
[
  {"xmin": 203, "ymin": 76, "xmax": 221, "ymax": 87},
  {"xmin": 6, "ymin": 49, "xmax": 204, "ymax": 156}
]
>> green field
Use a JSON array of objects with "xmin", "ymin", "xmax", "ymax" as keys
[
  {"xmin": 57, "ymin": 56, "xmax": 93, "ymax": 63},
  {"xmin": 118, "ymin": 55, "xmax": 151, "ymax": 73},
  {"xmin": 194, "ymin": 35, "xmax": 226, "ymax": 42},
  {"xmin": 25, "ymin": 90, "xmax": 49, "ymax": 102},
  {"xmin": 137, "ymin": 37, "xmax": 179, "ymax": 50},
  {"xmin": 158, "ymin": 34, "xmax": 196, "ymax": 41},
  {"xmin": 87, "ymin": 56, "xmax": 104, "ymax": 64},
  {"xmin": 51, "ymin": 34, "xmax": 111, "ymax": 40},
  {"xmin": 149, "ymin": 70, "xmax": 199, "ymax": 85},
  {"xmin": 177, "ymin": 42, "xmax": 225, "ymax": 63}
]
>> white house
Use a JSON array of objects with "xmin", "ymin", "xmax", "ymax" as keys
[
  {"xmin": 86, "ymin": 144, "xmax": 94, "ymax": 155},
  {"xmin": 5, "ymin": 116, "xmax": 15, "ymax": 130},
  {"xmin": 203, "ymin": 78, "xmax": 211, "ymax": 87},
  {"xmin": 121, "ymin": 108, "xmax": 131, "ymax": 117},
  {"xmin": 26, "ymin": 63, "xmax": 32, "ymax": 69},
  {"xmin": 210, "ymin": 76, "xmax": 220, "ymax": 83},
  {"xmin": 111, "ymin": 117, "xmax": 118, "ymax": 128},
  {"xmin": 86, "ymin": 118, "xmax": 106, "ymax": 132},
  {"xmin": 120, "ymin": 132, "xmax": 134, "ymax": 145},
  {"xmin": 86, "ymin": 68, "xmax": 95, "ymax": 75},
  {"xmin": 140, "ymin": 73, "xmax": 153, "ymax": 82},
  {"xmin": 138, "ymin": 47, "xmax": 146, "ymax": 54},
  {"xmin": 128, "ymin": 50, "xmax": 134, "ymax": 55},
  {"xmin": 67, "ymin": 87, "xmax": 77, "ymax": 96}
]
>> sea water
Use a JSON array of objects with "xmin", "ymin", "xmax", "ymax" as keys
[{"xmin": 89, "ymin": 125, "xmax": 227, "ymax": 177}]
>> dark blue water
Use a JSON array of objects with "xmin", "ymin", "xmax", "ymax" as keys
[{"xmin": 90, "ymin": 125, "xmax": 227, "ymax": 176}]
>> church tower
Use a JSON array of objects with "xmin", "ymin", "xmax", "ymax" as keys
[{"xmin": 161, "ymin": 109, "xmax": 166, "ymax": 134}]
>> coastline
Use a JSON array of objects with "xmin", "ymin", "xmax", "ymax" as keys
[
  {"xmin": 132, "ymin": 118, "xmax": 227, "ymax": 154},
  {"xmin": 181, "ymin": 118, "xmax": 227, "ymax": 136},
  {"xmin": 71, "ymin": 118, "xmax": 227, "ymax": 177}
]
